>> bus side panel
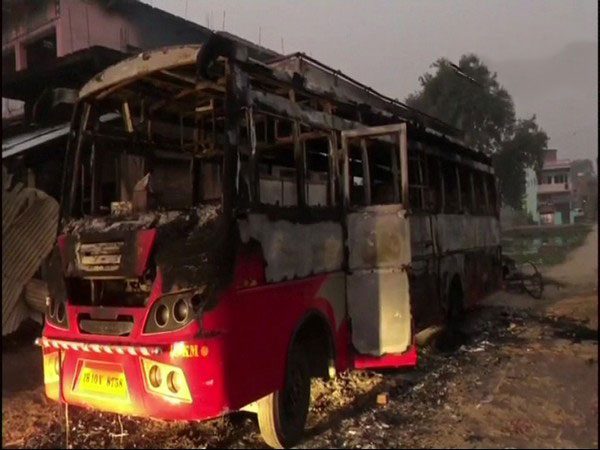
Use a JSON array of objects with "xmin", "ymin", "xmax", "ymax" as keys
[
  {"xmin": 200, "ymin": 272, "xmax": 347, "ymax": 413},
  {"xmin": 346, "ymin": 205, "xmax": 412, "ymax": 357},
  {"xmin": 408, "ymin": 214, "xmax": 443, "ymax": 330},
  {"xmin": 433, "ymin": 214, "xmax": 501, "ymax": 307}
]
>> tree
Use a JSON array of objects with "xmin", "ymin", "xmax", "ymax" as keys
[
  {"xmin": 493, "ymin": 117, "xmax": 547, "ymax": 209},
  {"xmin": 406, "ymin": 54, "xmax": 548, "ymax": 210}
]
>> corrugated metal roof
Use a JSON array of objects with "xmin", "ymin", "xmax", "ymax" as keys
[
  {"xmin": 2, "ymin": 123, "xmax": 70, "ymax": 159},
  {"xmin": 2, "ymin": 113, "xmax": 119, "ymax": 159}
]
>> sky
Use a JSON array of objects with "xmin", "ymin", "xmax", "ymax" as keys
[{"xmin": 142, "ymin": 0, "xmax": 598, "ymax": 162}]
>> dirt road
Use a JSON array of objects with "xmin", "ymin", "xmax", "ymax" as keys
[{"xmin": 2, "ymin": 227, "xmax": 597, "ymax": 448}]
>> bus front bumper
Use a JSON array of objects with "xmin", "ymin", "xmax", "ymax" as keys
[{"xmin": 38, "ymin": 338, "xmax": 230, "ymax": 421}]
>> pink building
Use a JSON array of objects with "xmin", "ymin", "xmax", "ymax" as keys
[
  {"xmin": 2, "ymin": 0, "xmax": 277, "ymax": 198},
  {"xmin": 537, "ymin": 149, "xmax": 572, "ymax": 225},
  {"xmin": 2, "ymin": 0, "xmax": 276, "ymax": 111}
]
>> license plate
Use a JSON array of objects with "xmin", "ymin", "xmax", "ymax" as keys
[{"xmin": 78, "ymin": 366, "xmax": 128, "ymax": 398}]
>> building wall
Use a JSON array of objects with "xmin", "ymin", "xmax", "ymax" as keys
[
  {"xmin": 56, "ymin": 0, "xmax": 143, "ymax": 56},
  {"xmin": 2, "ymin": 0, "xmax": 212, "ymax": 74},
  {"xmin": 536, "ymin": 149, "xmax": 575, "ymax": 225},
  {"xmin": 524, "ymin": 168, "xmax": 539, "ymax": 223}
]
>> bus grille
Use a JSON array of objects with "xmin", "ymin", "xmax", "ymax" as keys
[{"xmin": 76, "ymin": 242, "xmax": 124, "ymax": 272}]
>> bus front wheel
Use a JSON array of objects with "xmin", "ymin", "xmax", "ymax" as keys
[{"xmin": 257, "ymin": 343, "xmax": 311, "ymax": 449}]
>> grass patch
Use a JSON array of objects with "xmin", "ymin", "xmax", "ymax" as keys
[{"xmin": 501, "ymin": 223, "xmax": 592, "ymax": 267}]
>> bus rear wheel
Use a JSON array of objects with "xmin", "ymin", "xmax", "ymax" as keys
[{"xmin": 257, "ymin": 344, "xmax": 311, "ymax": 449}]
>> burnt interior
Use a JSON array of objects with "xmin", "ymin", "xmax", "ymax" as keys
[{"xmin": 67, "ymin": 277, "xmax": 151, "ymax": 307}]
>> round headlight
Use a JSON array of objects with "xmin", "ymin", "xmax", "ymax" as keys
[
  {"xmin": 167, "ymin": 370, "xmax": 181, "ymax": 393},
  {"xmin": 56, "ymin": 301, "xmax": 66, "ymax": 323},
  {"xmin": 48, "ymin": 297, "xmax": 56, "ymax": 318},
  {"xmin": 155, "ymin": 304, "xmax": 169, "ymax": 327},
  {"xmin": 173, "ymin": 299, "xmax": 189, "ymax": 323},
  {"xmin": 149, "ymin": 365, "xmax": 162, "ymax": 388}
]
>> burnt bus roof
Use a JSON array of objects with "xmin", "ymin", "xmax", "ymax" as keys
[{"xmin": 78, "ymin": 35, "xmax": 492, "ymax": 169}]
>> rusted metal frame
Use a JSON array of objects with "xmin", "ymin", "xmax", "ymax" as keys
[
  {"xmin": 195, "ymin": 99, "xmax": 215, "ymax": 114},
  {"xmin": 289, "ymin": 89, "xmax": 307, "ymax": 206},
  {"xmin": 493, "ymin": 175, "xmax": 500, "ymax": 218},
  {"xmin": 143, "ymin": 75, "xmax": 188, "ymax": 92},
  {"xmin": 68, "ymin": 102, "xmax": 92, "ymax": 217},
  {"xmin": 327, "ymin": 132, "xmax": 337, "ymax": 206},
  {"xmin": 341, "ymin": 123, "xmax": 407, "ymax": 139},
  {"xmin": 223, "ymin": 56, "xmax": 249, "ymax": 220},
  {"xmin": 80, "ymin": 45, "xmax": 201, "ymax": 99},
  {"xmin": 246, "ymin": 107, "xmax": 259, "ymax": 205},
  {"xmin": 275, "ymin": 130, "xmax": 329, "ymax": 144},
  {"xmin": 399, "ymin": 124, "xmax": 409, "ymax": 207},
  {"xmin": 413, "ymin": 146, "xmax": 426, "ymax": 209},
  {"xmin": 267, "ymin": 52, "xmax": 463, "ymax": 139},
  {"xmin": 438, "ymin": 159, "xmax": 445, "ymax": 212},
  {"xmin": 249, "ymin": 89, "xmax": 359, "ymax": 132},
  {"xmin": 160, "ymin": 69, "xmax": 196, "ymax": 85},
  {"xmin": 96, "ymin": 78, "xmax": 135, "ymax": 100},
  {"xmin": 59, "ymin": 104, "xmax": 82, "ymax": 224},
  {"xmin": 148, "ymin": 85, "xmax": 217, "ymax": 115},
  {"xmin": 482, "ymin": 173, "xmax": 490, "ymax": 214},
  {"xmin": 341, "ymin": 131, "xmax": 351, "ymax": 210},
  {"xmin": 84, "ymin": 130, "xmax": 182, "ymax": 153},
  {"xmin": 194, "ymin": 104, "xmax": 199, "ymax": 154},
  {"xmin": 423, "ymin": 150, "xmax": 431, "ymax": 211},
  {"xmin": 469, "ymin": 171, "xmax": 477, "ymax": 214},
  {"xmin": 196, "ymin": 79, "xmax": 227, "ymax": 93},
  {"xmin": 390, "ymin": 133, "xmax": 400, "ymax": 203},
  {"xmin": 455, "ymin": 165, "xmax": 463, "ymax": 213},
  {"xmin": 211, "ymin": 102, "xmax": 217, "ymax": 151},
  {"xmin": 121, "ymin": 101, "xmax": 134, "ymax": 133},
  {"xmin": 360, "ymin": 138, "xmax": 371, "ymax": 206},
  {"xmin": 90, "ymin": 116, "xmax": 101, "ymax": 215}
]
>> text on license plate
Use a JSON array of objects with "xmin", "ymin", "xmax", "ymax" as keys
[{"xmin": 78, "ymin": 367, "xmax": 128, "ymax": 398}]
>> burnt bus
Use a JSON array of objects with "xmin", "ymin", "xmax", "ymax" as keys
[{"xmin": 39, "ymin": 34, "xmax": 502, "ymax": 448}]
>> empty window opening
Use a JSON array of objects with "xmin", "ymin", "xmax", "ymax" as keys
[
  {"xmin": 458, "ymin": 165, "xmax": 474, "ymax": 214},
  {"xmin": 472, "ymin": 170, "xmax": 487, "ymax": 215},
  {"xmin": 408, "ymin": 144, "xmax": 428, "ymax": 211},
  {"xmin": 441, "ymin": 160, "xmax": 460, "ymax": 213},
  {"xmin": 348, "ymin": 137, "xmax": 400, "ymax": 207},
  {"xmin": 305, "ymin": 137, "xmax": 334, "ymax": 207},
  {"xmin": 256, "ymin": 115, "xmax": 298, "ymax": 207},
  {"xmin": 425, "ymin": 154, "xmax": 442, "ymax": 213}
]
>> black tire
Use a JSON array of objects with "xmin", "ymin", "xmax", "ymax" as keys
[
  {"xmin": 437, "ymin": 280, "xmax": 466, "ymax": 352},
  {"xmin": 447, "ymin": 280, "xmax": 465, "ymax": 327},
  {"xmin": 257, "ymin": 343, "xmax": 311, "ymax": 449}
]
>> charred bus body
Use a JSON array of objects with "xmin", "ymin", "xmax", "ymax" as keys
[{"xmin": 41, "ymin": 34, "xmax": 501, "ymax": 448}]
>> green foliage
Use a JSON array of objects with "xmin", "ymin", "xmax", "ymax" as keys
[
  {"xmin": 407, "ymin": 54, "xmax": 549, "ymax": 210},
  {"xmin": 493, "ymin": 117, "xmax": 548, "ymax": 209}
]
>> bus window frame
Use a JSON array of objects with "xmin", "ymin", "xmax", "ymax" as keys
[
  {"xmin": 248, "ymin": 108, "xmax": 339, "ymax": 211},
  {"xmin": 341, "ymin": 123, "xmax": 408, "ymax": 210}
]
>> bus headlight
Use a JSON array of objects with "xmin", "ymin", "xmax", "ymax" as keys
[
  {"xmin": 141, "ymin": 358, "xmax": 191, "ymax": 403},
  {"xmin": 143, "ymin": 291, "xmax": 199, "ymax": 334},
  {"xmin": 167, "ymin": 370, "xmax": 182, "ymax": 393},
  {"xmin": 173, "ymin": 299, "xmax": 189, "ymax": 323},
  {"xmin": 46, "ymin": 296, "xmax": 69, "ymax": 330}
]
